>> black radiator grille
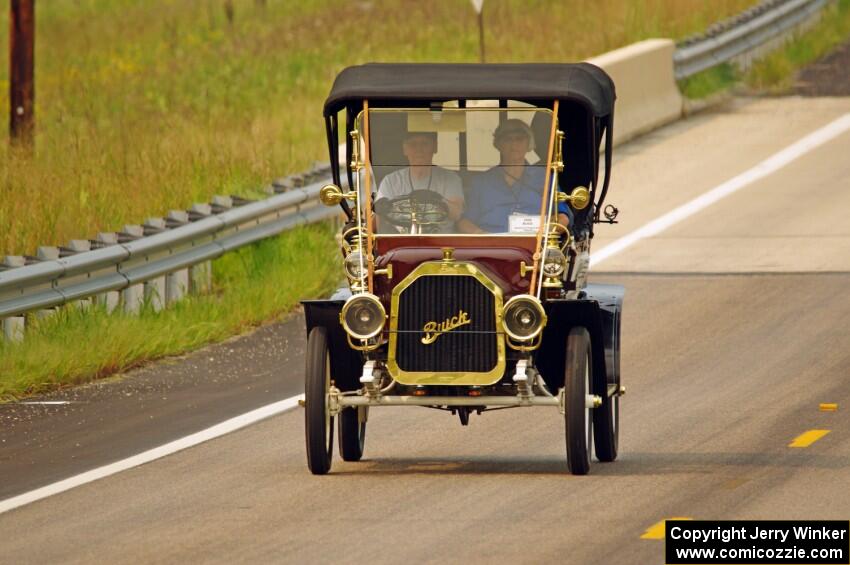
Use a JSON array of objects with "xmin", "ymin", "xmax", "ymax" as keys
[{"xmin": 395, "ymin": 275, "xmax": 497, "ymax": 373}]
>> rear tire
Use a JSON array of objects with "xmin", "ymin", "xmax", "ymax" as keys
[
  {"xmin": 339, "ymin": 406, "xmax": 367, "ymax": 461},
  {"xmin": 593, "ymin": 392, "xmax": 619, "ymax": 462},
  {"xmin": 565, "ymin": 327, "xmax": 592, "ymax": 475},
  {"xmin": 305, "ymin": 327, "xmax": 333, "ymax": 475},
  {"xmin": 594, "ymin": 315, "xmax": 620, "ymax": 462}
]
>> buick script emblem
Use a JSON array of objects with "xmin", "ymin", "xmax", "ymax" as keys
[{"xmin": 421, "ymin": 310, "xmax": 471, "ymax": 344}]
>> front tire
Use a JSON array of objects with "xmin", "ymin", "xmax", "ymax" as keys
[
  {"xmin": 339, "ymin": 406, "xmax": 367, "ymax": 461},
  {"xmin": 565, "ymin": 327, "xmax": 592, "ymax": 475},
  {"xmin": 305, "ymin": 327, "xmax": 333, "ymax": 475}
]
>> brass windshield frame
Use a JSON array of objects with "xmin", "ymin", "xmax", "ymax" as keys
[
  {"xmin": 530, "ymin": 100, "xmax": 559, "ymax": 296},
  {"xmin": 354, "ymin": 104, "xmax": 561, "ymax": 293},
  {"xmin": 362, "ymin": 101, "xmax": 374, "ymax": 292}
]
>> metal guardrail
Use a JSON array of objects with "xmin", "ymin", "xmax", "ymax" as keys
[
  {"xmin": 1, "ymin": 173, "xmax": 338, "ymax": 340},
  {"xmin": 674, "ymin": 0, "xmax": 830, "ymax": 79}
]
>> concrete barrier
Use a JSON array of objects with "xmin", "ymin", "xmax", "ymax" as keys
[{"xmin": 588, "ymin": 39, "xmax": 683, "ymax": 146}]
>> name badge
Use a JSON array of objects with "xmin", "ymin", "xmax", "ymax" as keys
[{"xmin": 508, "ymin": 213, "xmax": 540, "ymax": 234}]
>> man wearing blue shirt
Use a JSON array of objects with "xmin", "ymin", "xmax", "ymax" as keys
[{"xmin": 458, "ymin": 119, "xmax": 573, "ymax": 234}]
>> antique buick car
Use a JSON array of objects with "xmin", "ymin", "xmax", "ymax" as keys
[{"xmin": 302, "ymin": 63, "xmax": 623, "ymax": 475}]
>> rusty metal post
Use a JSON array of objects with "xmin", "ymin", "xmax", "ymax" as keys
[{"xmin": 10, "ymin": 0, "xmax": 35, "ymax": 147}]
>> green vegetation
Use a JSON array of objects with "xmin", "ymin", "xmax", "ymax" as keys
[
  {"xmin": 680, "ymin": 0, "xmax": 850, "ymax": 99},
  {"xmin": 0, "ymin": 0, "xmax": 759, "ymax": 398},
  {"xmin": 0, "ymin": 223, "xmax": 340, "ymax": 400},
  {"xmin": 746, "ymin": 0, "xmax": 850, "ymax": 91},
  {"xmin": 680, "ymin": 63, "xmax": 739, "ymax": 100}
]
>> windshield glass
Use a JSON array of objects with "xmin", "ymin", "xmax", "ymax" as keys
[{"xmin": 355, "ymin": 107, "xmax": 556, "ymax": 236}]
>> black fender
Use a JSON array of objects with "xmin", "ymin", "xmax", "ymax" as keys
[
  {"xmin": 301, "ymin": 298, "xmax": 363, "ymax": 392},
  {"xmin": 535, "ymin": 283, "xmax": 624, "ymax": 397}
]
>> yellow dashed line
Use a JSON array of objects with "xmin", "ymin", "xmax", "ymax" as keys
[
  {"xmin": 640, "ymin": 517, "xmax": 692, "ymax": 540},
  {"xmin": 789, "ymin": 429, "xmax": 830, "ymax": 448},
  {"xmin": 819, "ymin": 403, "xmax": 838, "ymax": 412}
]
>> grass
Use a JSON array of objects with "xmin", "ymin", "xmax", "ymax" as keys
[
  {"xmin": 680, "ymin": 0, "xmax": 850, "ymax": 99},
  {"xmin": 680, "ymin": 63, "xmax": 740, "ymax": 100},
  {"xmin": 0, "ymin": 0, "xmax": 758, "ymax": 256},
  {"xmin": 0, "ymin": 223, "xmax": 340, "ymax": 400},
  {"xmin": 0, "ymin": 0, "xmax": 760, "ymax": 398},
  {"xmin": 746, "ymin": 0, "xmax": 850, "ymax": 91}
]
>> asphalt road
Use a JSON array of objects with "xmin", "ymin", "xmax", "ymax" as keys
[
  {"xmin": 1, "ymin": 96, "xmax": 849, "ymax": 564},
  {"xmin": 0, "ymin": 314, "xmax": 308, "ymax": 499}
]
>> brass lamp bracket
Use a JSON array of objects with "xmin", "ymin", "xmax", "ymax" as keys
[
  {"xmin": 349, "ymin": 129, "xmax": 363, "ymax": 172},
  {"xmin": 551, "ymin": 130, "xmax": 565, "ymax": 173},
  {"xmin": 374, "ymin": 264, "xmax": 393, "ymax": 280},
  {"xmin": 319, "ymin": 184, "xmax": 358, "ymax": 207},
  {"xmin": 557, "ymin": 186, "xmax": 590, "ymax": 211}
]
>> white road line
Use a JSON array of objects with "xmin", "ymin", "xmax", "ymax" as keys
[
  {"xmin": 18, "ymin": 401, "xmax": 73, "ymax": 406},
  {"xmin": 0, "ymin": 394, "xmax": 304, "ymax": 515},
  {"xmin": 3, "ymin": 113, "xmax": 850, "ymax": 517},
  {"xmin": 591, "ymin": 113, "xmax": 850, "ymax": 267}
]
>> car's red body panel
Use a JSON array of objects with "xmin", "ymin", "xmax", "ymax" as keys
[{"xmin": 373, "ymin": 235, "xmax": 536, "ymax": 304}]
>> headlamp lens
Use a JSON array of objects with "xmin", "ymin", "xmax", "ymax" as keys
[{"xmin": 341, "ymin": 294, "xmax": 385, "ymax": 340}]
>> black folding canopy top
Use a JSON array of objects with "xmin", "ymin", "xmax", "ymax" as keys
[
  {"xmin": 324, "ymin": 63, "xmax": 616, "ymax": 117},
  {"xmin": 323, "ymin": 63, "xmax": 617, "ymax": 233}
]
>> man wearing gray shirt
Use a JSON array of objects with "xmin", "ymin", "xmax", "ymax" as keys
[{"xmin": 376, "ymin": 131, "xmax": 464, "ymax": 233}]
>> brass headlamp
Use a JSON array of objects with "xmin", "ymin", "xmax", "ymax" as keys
[
  {"xmin": 340, "ymin": 293, "xmax": 386, "ymax": 341},
  {"xmin": 502, "ymin": 294, "xmax": 547, "ymax": 341}
]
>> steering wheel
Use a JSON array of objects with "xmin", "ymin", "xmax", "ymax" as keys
[{"xmin": 374, "ymin": 190, "xmax": 450, "ymax": 234}]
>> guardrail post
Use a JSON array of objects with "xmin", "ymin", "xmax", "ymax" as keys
[
  {"xmin": 120, "ymin": 225, "xmax": 145, "ymax": 314},
  {"xmin": 91, "ymin": 232, "xmax": 120, "ymax": 312},
  {"xmin": 166, "ymin": 268, "xmax": 189, "ymax": 306},
  {"xmin": 36, "ymin": 246, "xmax": 59, "ymax": 260},
  {"xmin": 306, "ymin": 161, "xmax": 331, "ymax": 184},
  {"xmin": 0, "ymin": 255, "xmax": 25, "ymax": 272},
  {"xmin": 35, "ymin": 246, "xmax": 62, "ymax": 319},
  {"xmin": 65, "ymin": 239, "xmax": 90, "ymax": 253},
  {"xmin": 35, "ymin": 307, "xmax": 55, "ymax": 322},
  {"xmin": 166, "ymin": 210, "xmax": 189, "ymax": 227},
  {"xmin": 165, "ymin": 211, "xmax": 190, "ymax": 306},
  {"xmin": 142, "ymin": 218, "xmax": 167, "ymax": 312},
  {"xmin": 2, "ymin": 315, "xmax": 24, "ymax": 342},
  {"xmin": 270, "ymin": 177, "xmax": 295, "ymax": 194},
  {"xmin": 211, "ymin": 195, "xmax": 233, "ymax": 212},
  {"xmin": 1, "ymin": 255, "xmax": 26, "ymax": 343},
  {"xmin": 63, "ymin": 240, "xmax": 94, "ymax": 311},
  {"xmin": 188, "ymin": 204, "xmax": 213, "ymax": 295},
  {"xmin": 145, "ymin": 278, "xmax": 165, "ymax": 312},
  {"xmin": 190, "ymin": 261, "xmax": 212, "ymax": 295}
]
